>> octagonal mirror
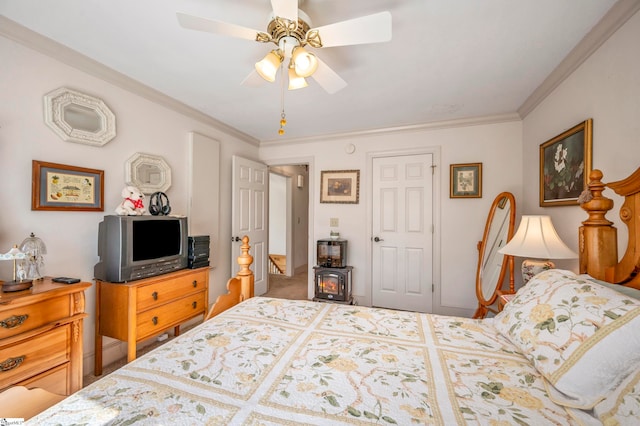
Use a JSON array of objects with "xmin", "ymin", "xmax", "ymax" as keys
[
  {"xmin": 43, "ymin": 87, "xmax": 116, "ymax": 146},
  {"xmin": 125, "ymin": 152, "xmax": 172, "ymax": 194}
]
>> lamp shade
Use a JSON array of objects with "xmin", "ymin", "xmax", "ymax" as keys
[
  {"xmin": 255, "ymin": 50, "xmax": 283, "ymax": 82},
  {"xmin": 0, "ymin": 247, "xmax": 26, "ymax": 260},
  {"xmin": 498, "ymin": 215, "xmax": 577, "ymax": 259},
  {"xmin": 288, "ymin": 67, "xmax": 308, "ymax": 90},
  {"xmin": 291, "ymin": 46, "xmax": 318, "ymax": 78}
]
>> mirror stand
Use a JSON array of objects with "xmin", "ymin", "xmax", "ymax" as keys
[{"xmin": 472, "ymin": 192, "xmax": 516, "ymax": 319}]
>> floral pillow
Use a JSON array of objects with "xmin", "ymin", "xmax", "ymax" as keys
[{"xmin": 494, "ymin": 269, "xmax": 640, "ymax": 409}]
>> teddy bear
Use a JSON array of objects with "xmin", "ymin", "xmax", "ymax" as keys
[{"xmin": 115, "ymin": 185, "xmax": 146, "ymax": 215}]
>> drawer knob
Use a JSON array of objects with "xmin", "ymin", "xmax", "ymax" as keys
[
  {"xmin": 152, "ymin": 291, "xmax": 158, "ymax": 301},
  {"xmin": 0, "ymin": 314, "xmax": 28, "ymax": 329},
  {"xmin": 152, "ymin": 316, "xmax": 158, "ymax": 326},
  {"xmin": 192, "ymin": 301, "xmax": 197, "ymax": 309},
  {"xmin": 192, "ymin": 280, "xmax": 197, "ymax": 288},
  {"xmin": 0, "ymin": 355, "xmax": 25, "ymax": 372}
]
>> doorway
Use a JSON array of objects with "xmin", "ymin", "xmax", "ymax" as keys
[{"xmin": 265, "ymin": 164, "xmax": 310, "ymax": 300}]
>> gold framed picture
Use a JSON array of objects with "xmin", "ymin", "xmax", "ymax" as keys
[
  {"xmin": 539, "ymin": 119, "xmax": 592, "ymax": 207},
  {"xmin": 320, "ymin": 170, "xmax": 360, "ymax": 204}
]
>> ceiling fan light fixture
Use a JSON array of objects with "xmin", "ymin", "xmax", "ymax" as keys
[
  {"xmin": 291, "ymin": 46, "xmax": 318, "ymax": 78},
  {"xmin": 288, "ymin": 67, "xmax": 308, "ymax": 90},
  {"xmin": 255, "ymin": 49, "xmax": 283, "ymax": 82}
]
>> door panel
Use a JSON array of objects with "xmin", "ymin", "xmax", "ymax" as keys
[
  {"xmin": 372, "ymin": 154, "xmax": 433, "ymax": 312},
  {"xmin": 232, "ymin": 156, "xmax": 268, "ymax": 295}
]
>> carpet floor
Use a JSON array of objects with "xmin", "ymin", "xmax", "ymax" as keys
[{"xmin": 262, "ymin": 264, "xmax": 309, "ymax": 300}]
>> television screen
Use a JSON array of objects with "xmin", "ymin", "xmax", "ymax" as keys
[{"xmin": 132, "ymin": 219, "xmax": 181, "ymax": 261}]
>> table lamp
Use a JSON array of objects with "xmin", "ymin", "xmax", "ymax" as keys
[
  {"xmin": 0, "ymin": 245, "xmax": 33, "ymax": 292},
  {"xmin": 498, "ymin": 215, "xmax": 577, "ymax": 283}
]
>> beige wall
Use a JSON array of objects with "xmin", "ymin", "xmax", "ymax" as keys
[
  {"xmin": 521, "ymin": 9, "xmax": 640, "ymax": 273},
  {"xmin": 260, "ymin": 120, "xmax": 524, "ymax": 316},
  {"xmin": 0, "ymin": 36, "xmax": 259, "ymax": 373}
]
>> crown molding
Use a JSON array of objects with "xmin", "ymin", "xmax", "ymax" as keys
[
  {"xmin": 0, "ymin": 15, "xmax": 260, "ymax": 147},
  {"xmin": 518, "ymin": 0, "xmax": 640, "ymax": 118},
  {"xmin": 260, "ymin": 113, "xmax": 522, "ymax": 147}
]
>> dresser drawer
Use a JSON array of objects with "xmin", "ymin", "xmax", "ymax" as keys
[
  {"xmin": 137, "ymin": 292, "xmax": 206, "ymax": 340},
  {"xmin": 136, "ymin": 270, "xmax": 208, "ymax": 311},
  {"xmin": 17, "ymin": 363, "xmax": 70, "ymax": 395},
  {"xmin": 0, "ymin": 325, "xmax": 69, "ymax": 387},
  {"xmin": 0, "ymin": 296, "xmax": 70, "ymax": 339}
]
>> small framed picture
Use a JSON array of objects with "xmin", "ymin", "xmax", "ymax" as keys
[
  {"xmin": 450, "ymin": 163, "xmax": 482, "ymax": 198},
  {"xmin": 32, "ymin": 160, "xmax": 104, "ymax": 211},
  {"xmin": 539, "ymin": 119, "xmax": 592, "ymax": 207},
  {"xmin": 320, "ymin": 170, "xmax": 360, "ymax": 204}
]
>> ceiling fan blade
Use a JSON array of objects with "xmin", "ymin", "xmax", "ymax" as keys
[
  {"xmin": 176, "ymin": 12, "xmax": 264, "ymax": 42},
  {"xmin": 308, "ymin": 11, "xmax": 392, "ymax": 48},
  {"xmin": 311, "ymin": 58, "xmax": 347, "ymax": 94},
  {"xmin": 271, "ymin": 0, "xmax": 298, "ymax": 23}
]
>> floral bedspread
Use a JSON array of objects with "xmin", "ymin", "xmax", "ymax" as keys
[{"xmin": 30, "ymin": 297, "xmax": 575, "ymax": 425}]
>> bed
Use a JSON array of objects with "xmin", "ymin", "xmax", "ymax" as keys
[{"xmin": 28, "ymin": 168, "xmax": 640, "ymax": 425}]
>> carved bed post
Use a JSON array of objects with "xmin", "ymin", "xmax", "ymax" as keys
[
  {"xmin": 236, "ymin": 236, "xmax": 255, "ymax": 301},
  {"xmin": 579, "ymin": 170, "xmax": 617, "ymax": 280},
  {"xmin": 604, "ymin": 167, "xmax": 640, "ymax": 285},
  {"xmin": 205, "ymin": 236, "xmax": 255, "ymax": 320}
]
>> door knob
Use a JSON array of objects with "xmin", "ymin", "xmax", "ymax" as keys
[
  {"xmin": 231, "ymin": 236, "xmax": 241, "ymax": 242},
  {"xmin": 373, "ymin": 236, "xmax": 384, "ymax": 242}
]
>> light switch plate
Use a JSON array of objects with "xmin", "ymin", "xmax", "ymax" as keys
[{"xmin": 330, "ymin": 218, "xmax": 339, "ymax": 227}]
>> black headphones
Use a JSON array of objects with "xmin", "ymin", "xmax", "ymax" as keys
[{"xmin": 149, "ymin": 192, "xmax": 171, "ymax": 216}]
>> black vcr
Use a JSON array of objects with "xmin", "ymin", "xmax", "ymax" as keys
[{"xmin": 188, "ymin": 235, "xmax": 210, "ymax": 269}]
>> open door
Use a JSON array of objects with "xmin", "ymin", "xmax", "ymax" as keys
[{"xmin": 232, "ymin": 155, "xmax": 268, "ymax": 295}]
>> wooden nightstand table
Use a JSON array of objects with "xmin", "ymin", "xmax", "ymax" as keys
[{"xmin": 497, "ymin": 291, "xmax": 516, "ymax": 312}]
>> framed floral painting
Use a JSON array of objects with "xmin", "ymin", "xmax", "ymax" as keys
[
  {"xmin": 450, "ymin": 163, "xmax": 482, "ymax": 198},
  {"xmin": 539, "ymin": 119, "xmax": 592, "ymax": 207}
]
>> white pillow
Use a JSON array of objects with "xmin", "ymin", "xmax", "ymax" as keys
[
  {"xmin": 494, "ymin": 269, "xmax": 640, "ymax": 408},
  {"xmin": 566, "ymin": 368, "xmax": 640, "ymax": 425}
]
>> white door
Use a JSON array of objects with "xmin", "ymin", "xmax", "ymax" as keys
[
  {"xmin": 232, "ymin": 156, "xmax": 268, "ymax": 295},
  {"xmin": 372, "ymin": 154, "xmax": 433, "ymax": 312}
]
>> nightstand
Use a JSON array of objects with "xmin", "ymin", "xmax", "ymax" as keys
[{"xmin": 497, "ymin": 291, "xmax": 516, "ymax": 312}]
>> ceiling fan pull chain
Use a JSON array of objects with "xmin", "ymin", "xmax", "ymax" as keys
[{"xmin": 279, "ymin": 57, "xmax": 287, "ymax": 136}]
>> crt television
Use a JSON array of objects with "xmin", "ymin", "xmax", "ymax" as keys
[{"xmin": 94, "ymin": 215, "xmax": 188, "ymax": 282}]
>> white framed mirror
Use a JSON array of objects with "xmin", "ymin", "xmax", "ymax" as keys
[
  {"xmin": 43, "ymin": 87, "xmax": 116, "ymax": 146},
  {"xmin": 125, "ymin": 152, "xmax": 172, "ymax": 194}
]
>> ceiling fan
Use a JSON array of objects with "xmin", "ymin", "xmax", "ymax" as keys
[{"xmin": 176, "ymin": 0, "xmax": 392, "ymax": 95}]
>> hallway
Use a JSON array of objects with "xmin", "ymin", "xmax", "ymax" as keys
[{"xmin": 263, "ymin": 264, "xmax": 309, "ymax": 300}]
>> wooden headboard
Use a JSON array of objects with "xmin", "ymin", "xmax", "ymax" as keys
[{"xmin": 579, "ymin": 167, "xmax": 640, "ymax": 288}]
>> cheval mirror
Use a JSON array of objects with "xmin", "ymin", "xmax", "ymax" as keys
[{"xmin": 473, "ymin": 192, "xmax": 516, "ymax": 319}]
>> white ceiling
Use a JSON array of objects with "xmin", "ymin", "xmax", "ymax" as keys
[{"xmin": 0, "ymin": 0, "xmax": 621, "ymax": 143}]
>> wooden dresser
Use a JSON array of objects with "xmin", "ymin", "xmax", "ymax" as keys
[
  {"xmin": 0, "ymin": 278, "xmax": 90, "ymax": 395},
  {"xmin": 95, "ymin": 267, "xmax": 209, "ymax": 375}
]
